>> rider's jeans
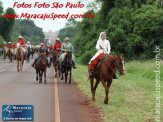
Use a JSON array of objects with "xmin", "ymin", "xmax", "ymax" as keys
[{"xmin": 33, "ymin": 55, "xmax": 49, "ymax": 65}]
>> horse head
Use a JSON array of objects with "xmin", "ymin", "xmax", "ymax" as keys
[
  {"xmin": 16, "ymin": 43, "xmax": 21, "ymax": 49},
  {"xmin": 40, "ymin": 54, "xmax": 47, "ymax": 68},
  {"xmin": 64, "ymin": 51, "xmax": 72, "ymax": 68},
  {"xmin": 115, "ymin": 54, "xmax": 126, "ymax": 75}
]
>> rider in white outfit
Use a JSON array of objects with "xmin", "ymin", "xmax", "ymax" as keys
[{"xmin": 91, "ymin": 32, "xmax": 111, "ymax": 61}]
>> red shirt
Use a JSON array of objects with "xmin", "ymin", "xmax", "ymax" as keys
[
  {"xmin": 49, "ymin": 46, "xmax": 53, "ymax": 50},
  {"xmin": 8, "ymin": 44, "xmax": 13, "ymax": 48},
  {"xmin": 2, "ymin": 44, "xmax": 6, "ymax": 48},
  {"xmin": 54, "ymin": 43, "xmax": 62, "ymax": 54},
  {"xmin": 14, "ymin": 40, "xmax": 26, "ymax": 47}
]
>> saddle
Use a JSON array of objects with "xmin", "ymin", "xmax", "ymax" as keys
[
  {"xmin": 93, "ymin": 54, "xmax": 107, "ymax": 79},
  {"xmin": 61, "ymin": 52, "xmax": 74, "ymax": 61}
]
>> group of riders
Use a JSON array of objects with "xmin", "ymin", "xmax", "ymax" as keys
[
  {"xmin": 1, "ymin": 32, "xmax": 118, "ymax": 78},
  {"xmin": 2, "ymin": 36, "xmax": 33, "ymax": 61}
]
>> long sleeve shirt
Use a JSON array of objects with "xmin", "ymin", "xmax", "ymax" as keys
[
  {"xmin": 95, "ymin": 39, "xmax": 111, "ymax": 54},
  {"xmin": 61, "ymin": 42, "xmax": 74, "ymax": 52}
]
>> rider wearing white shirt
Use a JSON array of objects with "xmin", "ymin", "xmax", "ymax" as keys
[{"xmin": 91, "ymin": 32, "xmax": 111, "ymax": 61}]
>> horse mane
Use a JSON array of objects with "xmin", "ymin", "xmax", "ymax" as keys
[{"xmin": 16, "ymin": 43, "xmax": 21, "ymax": 48}]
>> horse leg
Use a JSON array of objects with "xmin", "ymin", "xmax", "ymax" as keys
[
  {"xmin": 17, "ymin": 60, "xmax": 19, "ymax": 72},
  {"xmin": 93, "ymin": 80, "xmax": 100, "ymax": 101},
  {"xmin": 90, "ymin": 77, "xmax": 95, "ymax": 101},
  {"xmin": 44, "ymin": 69, "xmax": 46, "ymax": 84},
  {"xmin": 101, "ymin": 79, "xmax": 109, "ymax": 104},
  {"xmin": 39, "ymin": 71, "xmax": 42, "ymax": 83},
  {"xmin": 61, "ymin": 68, "xmax": 64, "ymax": 80},
  {"xmin": 106, "ymin": 79, "xmax": 113, "ymax": 103},
  {"xmin": 36, "ymin": 70, "xmax": 38, "ymax": 81},
  {"xmin": 69, "ymin": 69, "xmax": 71, "ymax": 84},
  {"xmin": 55, "ymin": 67, "xmax": 57, "ymax": 77},
  {"xmin": 58, "ymin": 68, "xmax": 61, "ymax": 77},
  {"xmin": 65, "ymin": 70, "xmax": 67, "ymax": 83}
]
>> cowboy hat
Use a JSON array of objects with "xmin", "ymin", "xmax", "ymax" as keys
[
  {"xmin": 64, "ymin": 37, "xmax": 69, "ymax": 41},
  {"xmin": 18, "ymin": 36, "xmax": 24, "ymax": 39},
  {"xmin": 8, "ymin": 42, "xmax": 11, "ymax": 43},
  {"xmin": 27, "ymin": 41, "xmax": 30, "ymax": 43},
  {"xmin": 56, "ymin": 38, "xmax": 61, "ymax": 42}
]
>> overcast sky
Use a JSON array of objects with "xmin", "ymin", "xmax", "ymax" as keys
[{"xmin": 1, "ymin": 0, "xmax": 92, "ymax": 32}]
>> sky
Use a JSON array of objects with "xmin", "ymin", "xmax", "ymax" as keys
[{"xmin": 1, "ymin": 0, "xmax": 92, "ymax": 32}]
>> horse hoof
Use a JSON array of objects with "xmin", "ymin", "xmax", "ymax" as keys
[
  {"xmin": 104, "ymin": 99, "xmax": 108, "ymax": 104},
  {"xmin": 61, "ymin": 78, "xmax": 63, "ymax": 80},
  {"xmin": 93, "ymin": 98, "xmax": 96, "ymax": 101}
]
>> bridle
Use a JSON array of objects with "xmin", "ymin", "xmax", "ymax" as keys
[{"xmin": 101, "ymin": 48, "xmax": 125, "ymax": 76}]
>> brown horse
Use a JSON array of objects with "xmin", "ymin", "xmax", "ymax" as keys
[
  {"xmin": 35, "ymin": 54, "xmax": 47, "ymax": 84},
  {"xmin": 4, "ymin": 48, "xmax": 14, "ymax": 63},
  {"xmin": 16, "ymin": 43, "xmax": 25, "ymax": 72},
  {"xmin": 88, "ymin": 54, "xmax": 126, "ymax": 104},
  {"xmin": 50, "ymin": 50, "xmax": 60, "ymax": 77}
]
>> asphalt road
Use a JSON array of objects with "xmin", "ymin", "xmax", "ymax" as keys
[{"xmin": 0, "ymin": 56, "xmax": 101, "ymax": 122}]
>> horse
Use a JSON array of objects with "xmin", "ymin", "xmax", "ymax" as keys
[
  {"xmin": 88, "ymin": 54, "xmax": 126, "ymax": 104},
  {"xmin": 50, "ymin": 50, "xmax": 60, "ymax": 77},
  {"xmin": 4, "ymin": 48, "xmax": 14, "ymax": 63},
  {"xmin": 35, "ymin": 54, "xmax": 47, "ymax": 84},
  {"xmin": 26, "ymin": 47, "xmax": 31, "ymax": 62},
  {"xmin": 15, "ymin": 43, "xmax": 25, "ymax": 72},
  {"xmin": 31, "ymin": 46, "xmax": 35, "ymax": 58},
  {"xmin": 61, "ymin": 51, "xmax": 73, "ymax": 84}
]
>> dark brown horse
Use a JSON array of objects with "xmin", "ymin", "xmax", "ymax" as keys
[
  {"xmin": 61, "ymin": 51, "xmax": 72, "ymax": 84},
  {"xmin": 35, "ymin": 54, "xmax": 47, "ymax": 84},
  {"xmin": 31, "ymin": 46, "xmax": 35, "ymax": 58},
  {"xmin": 88, "ymin": 54, "xmax": 126, "ymax": 104},
  {"xmin": 50, "ymin": 50, "xmax": 60, "ymax": 77},
  {"xmin": 4, "ymin": 48, "xmax": 14, "ymax": 63}
]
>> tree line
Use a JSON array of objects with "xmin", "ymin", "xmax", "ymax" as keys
[
  {"xmin": 0, "ymin": 1, "xmax": 45, "ymax": 47},
  {"xmin": 58, "ymin": 0, "xmax": 163, "ymax": 64}
]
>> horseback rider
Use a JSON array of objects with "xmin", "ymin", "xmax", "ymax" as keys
[
  {"xmin": 54, "ymin": 38, "xmax": 62, "ymax": 54},
  {"xmin": 31, "ymin": 43, "xmax": 50, "ymax": 68},
  {"xmin": 2, "ymin": 42, "xmax": 7, "ymax": 55},
  {"xmin": 59, "ymin": 37, "xmax": 76, "ymax": 69},
  {"xmin": 14, "ymin": 36, "xmax": 26, "ymax": 60},
  {"xmin": 6, "ymin": 42, "xmax": 13, "ymax": 54},
  {"xmin": 89, "ymin": 32, "xmax": 111, "ymax": 76},
  {"xmin": 26, "ymin": 41, "xmax": 32, "ymax": 49}
]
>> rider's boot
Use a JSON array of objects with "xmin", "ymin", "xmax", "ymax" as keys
[
  {"xmin": 113, "ymin": 73, "xmax": 118, "ymax": 79},
  {"xmin": 72, "ymin": 61, "xmax": 77, "ymax": 69},
  {"xmin": 89, "ymin": 61, "xmax": 96, "ymax": 77}
]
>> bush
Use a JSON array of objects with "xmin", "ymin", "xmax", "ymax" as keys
[{"xmin": 0, "ymin": 35, "xmax": 5, "ymax": 47}]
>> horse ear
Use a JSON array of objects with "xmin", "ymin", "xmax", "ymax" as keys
[{"xmin": 122, "ymin": 54, "xmax": 125, "ymax": 57}]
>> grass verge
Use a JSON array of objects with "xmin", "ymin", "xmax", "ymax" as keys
[{"xmin": 72, "ymin": 60, "xmax": 163, "ymax": 122}]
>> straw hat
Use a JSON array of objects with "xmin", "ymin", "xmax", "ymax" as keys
[
  {"xmin": 56, "ymin": 38, "xmax": 61, "ymax": 42},
  {"xmin": 8, "ymin": 42, "xmax": 11, "ymax": 44},
  {"xmin": 64, "ymin": 37, "xmax": 69, "ymax": 41},
  {"xmin": 27, "ymin": 41, "xmax": 30, "ymax": 44},
  {"xmin": 18, "ymin": 36, "xmax": 24, "ymax": 39}
]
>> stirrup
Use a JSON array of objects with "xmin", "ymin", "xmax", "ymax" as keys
[{"xmin": 89, "ymin": 71, "xmax": 96, "ymax": 77}]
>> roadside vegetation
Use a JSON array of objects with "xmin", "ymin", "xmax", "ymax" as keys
[{"xmin": 72, "ymin": 60, "xmax": 163, "ymax": 122}]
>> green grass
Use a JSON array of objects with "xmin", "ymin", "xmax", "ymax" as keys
[
  {"xmin": 72, "ymin": 60, "xmax": 163, "ymax": 122},
  {"xmin": 0, "ymin": 55, "xmax": 3, "ymax": 59}
]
